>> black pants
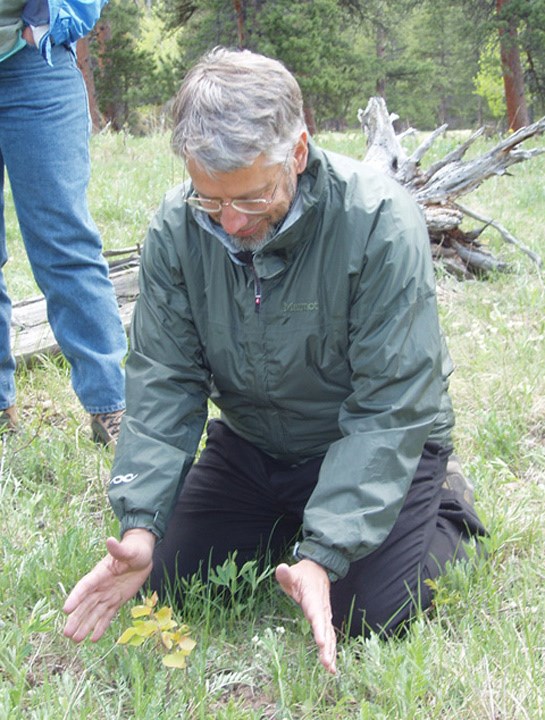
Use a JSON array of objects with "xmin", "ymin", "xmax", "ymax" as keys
[{"xmin": 150, "ymin": 420, "xmax": 485, "ymax": 638}]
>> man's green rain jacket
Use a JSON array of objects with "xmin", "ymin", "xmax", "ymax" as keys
[{"xmin": 109, "ymin": 142, "xmax": 455, "ymax": 581}]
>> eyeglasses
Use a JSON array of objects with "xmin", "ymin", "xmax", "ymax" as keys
[{"xmin": 185, "ymin": 155, "xmax": 289, "ymax": 216}]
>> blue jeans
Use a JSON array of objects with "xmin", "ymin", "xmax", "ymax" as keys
[{"xmin": 0, "ymin": 44, "xmax": 126, "ymax": 414}]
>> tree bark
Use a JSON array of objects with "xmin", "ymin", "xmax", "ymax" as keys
[
  {"xmin": 93, "ymin": 16, "xmax": 118, "ymax": 128},
  {"xmin": 76, "ymin": 37, "xmax": 102, "ymax": 132},
  {"xmin": 304, "ymin": 105, "xmax": 317, "ymax": 136},
  {"xmin": 497, "ymin": 0, "xmax": 530, "ymax": 131},
  {"xmin": 375, "ymin": 23, "xmax": 386, "ymax": 97},
  {"xmin": 232, "ymin": 0, "xmax": 246, "ymax": 48}
]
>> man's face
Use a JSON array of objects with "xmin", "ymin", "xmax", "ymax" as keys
[{"xmin": 186, "ymin": 134, "xmax": 308, "ymax": 252}]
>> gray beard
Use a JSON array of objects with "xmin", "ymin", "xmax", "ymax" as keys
[
  {"xmin": 227, "ymin": 175, "xmax": 297, "ymax": 253},
  {"xmin": 228, "ymin": 225, "xmax": 277, "ymax": 253}
]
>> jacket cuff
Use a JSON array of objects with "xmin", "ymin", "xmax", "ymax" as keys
[
  {"xmin": 293, "ymin": 540, "xmax": 350, "ymax": 581},
  {"xmin": 120, "ymin": 511, "xmax": 163, "ymax": 540}
]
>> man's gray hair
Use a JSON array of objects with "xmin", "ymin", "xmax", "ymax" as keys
[{"xmin": 172, "ymin": 47, "xmax": 306, "ymax": 173}]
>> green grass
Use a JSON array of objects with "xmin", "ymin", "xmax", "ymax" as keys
[{"xmin": 1, "ymin": 129, "xmax": 545, "ymax": 718}]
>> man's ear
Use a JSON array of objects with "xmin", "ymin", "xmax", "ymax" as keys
[{"xmin": 293, "ymin": 131, "xmax": 309, "ymax": 174}]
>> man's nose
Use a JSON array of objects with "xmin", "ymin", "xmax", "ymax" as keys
[{"xmin": 218, "ymin": 205, "xmax": 250, "ymax": 235}]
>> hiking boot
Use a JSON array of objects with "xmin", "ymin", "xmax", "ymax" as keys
[
  {"xmin": 0, "ymin": 405, "xmax": 18, "ymax": 435},
  {"xmin": 443, "ymin": 454, "xmax": 475, "ymax": 506},
  {"xmin": 90, "ymin": 409, "xmax": 125, "ymax": 447}
]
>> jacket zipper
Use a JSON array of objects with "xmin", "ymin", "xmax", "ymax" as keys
[{"xmin": 251, "ymin": 265, "xmax": 262, "ymax": 313}]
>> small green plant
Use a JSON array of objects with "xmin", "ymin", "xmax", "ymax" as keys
[
  {"xmin": 117, "ymin": 592, "xmax": 196, "ymax": 669},
  {"xmin": 207, "ymin": 553, "xmax": 275, "ymax": 619}
]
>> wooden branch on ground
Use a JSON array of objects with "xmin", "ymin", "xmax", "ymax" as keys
[
  {"xmin": 358, "ymin": 96, "xmax": 545, "ymax": 276},
  {"xmin": 454, "ymin": 202, "xmax": 542, "ymax": 266},
  {"xmin": 11, "ymin": 250, "xmax": 140, "ymax": 365}
]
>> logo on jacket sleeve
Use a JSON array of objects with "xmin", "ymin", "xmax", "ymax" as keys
[{"xmin": 110, "ymin": 473, "xmax": 138, "ymax": 485}]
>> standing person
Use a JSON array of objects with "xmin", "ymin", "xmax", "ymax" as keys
[
  {"xmin": 63, "ymin": 48, "xmax": 485, "ymax": 672},
  {"xmin": 0, "ymin": 0, "xmax": 126, "ymax": 444}
]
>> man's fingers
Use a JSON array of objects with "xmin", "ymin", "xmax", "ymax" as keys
[
  {"xmin": 63, "ymin": 587, "xmax": 108, "ymax": 641},
  {"xmin": 275, "ymin": 560, "xmax": 338, "ymax": 674},
  {"xmin": 64, "ymin": 604, "xmax": 117, "ymax": 644},
  {"xmin": 275, "ymin": 563, "xmax": 297, "ymax": 600},
  {"xmin": 90, "ymin": 606, "xmax": 119, "ymax": 643},
  {"xmin": 62, "ymin": 565, "xmax": 109, "ymax": 615},
  {"xmin": 318, "ymin": 619, "xmax": 337, "ymax": 674},
  {"xmin": 63, "ymin": 578, "xmax": 129, "ymax": 644},
  {"xmin": 63, "ymin": 599, "xmax": 100, "ymax": 641},
  {"xmin": 105, "ymin": 536, "xmax": 132, "ymax": 562}
]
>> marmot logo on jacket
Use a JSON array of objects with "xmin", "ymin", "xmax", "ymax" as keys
[{"xmin": 282, "ymin": 301, "xmax": 319, "ymax": 313}]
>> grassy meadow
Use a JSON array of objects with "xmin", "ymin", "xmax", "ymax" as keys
[{"xmin": 1, "ymin": 128, "xmax": 545, "ymax": 719}]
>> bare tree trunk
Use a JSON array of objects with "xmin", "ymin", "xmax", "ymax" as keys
[
  {"xmin": 232, "ymin": 0, "xmax": 245, "ymax": 48},
  {"xmin": 93, "ymin": 17, "xmax": 120, "ymax": 129},
  {"xmin": 76, "ymin": 37, "xmax": 102, "ymax": 131},
  {"xmin": 375, "ymin": 23, "xmax": 386, "ymax": 97},
  {"xmin": 304, "ymin": 105, "xmax": 317, "ymax": 136},
  {"xmin": 497, "ymin": 0, "xmax": 530, "ymax": 130}
]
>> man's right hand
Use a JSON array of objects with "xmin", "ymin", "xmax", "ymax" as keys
[
  {"xmin": 276, "ymin": 559, "xmax": 337, "ymax": 674},
  {"xmin": 63, "ymin": 528, "xmax": 155, "ymax": 643}
]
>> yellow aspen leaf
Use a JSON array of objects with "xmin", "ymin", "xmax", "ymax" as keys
[
  {"xmin": 158, "ymin": 619, "xmax": 177, "ymax": 632},
  {"xmin": 154, "ymin": 606, "xmax": 172, "ymax": 622},
  {"xmin": 132, "ymin": 620, "xmax": 158, "ymax": 638},
  {"xmin": 131, "ymin": 605, "xmax": 153, "ymax": 618},
  {"xmin": 172, "ymin": 629, "xmax": 191, "ymax": 643},
  {"xmin": 147, "ymin": 592, "xmax": 159, "ymax": 607},
  {"xmin": 155, "ymin": 607, "xmax": 177, "ymax": 630},
  {"xmin": 127, "ymin": 634, "xmax": 148, "ymax": 647},
  {"xmin": 177, "ymin": 636, "xmax": 197, "ymax": 653},
  {"xmin": 161, "ymin": 632, "xmax": 174, "ymax": 650},
  {"xmin": 117, "ymin": 627, "xmax": 139, "ymax": 644},
  {"xmin": 162, "ymin": 652, "xmax": 187, "ymax": 669}
]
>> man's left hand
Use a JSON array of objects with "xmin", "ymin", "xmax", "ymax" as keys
[{"xmin": 275, "ymin": 559, "xmax": 337, "ymax": 674}]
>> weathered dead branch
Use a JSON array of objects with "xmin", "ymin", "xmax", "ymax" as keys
[{"xmin": 359, "ymin": 96, "xmax": 545, "ymax": 277}]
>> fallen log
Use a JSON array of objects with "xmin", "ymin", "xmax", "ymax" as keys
[
  {"xmin": 11, "ymin": 251, "xmax": 140, "ymax": 365},
  {"xmin": 358, "ymin": 97, "xmax": 544, "ymax": 277}
]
